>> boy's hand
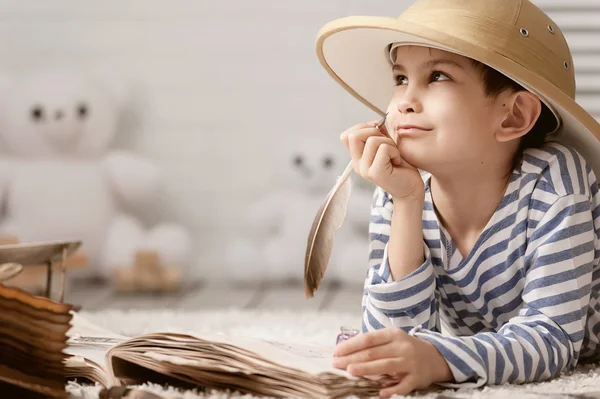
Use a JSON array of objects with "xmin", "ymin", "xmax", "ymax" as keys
[
  {"xmin": 332, "ymin": 328, "xmax": 453, "ymax": 398},
  {"xmin": 340, "ymin": 121, "xmax": 424, "ymax": 201}
]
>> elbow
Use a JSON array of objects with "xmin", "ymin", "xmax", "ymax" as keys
[{"xmin": 540, "ymin": 332, "xmax": 579, "ymax": 380}]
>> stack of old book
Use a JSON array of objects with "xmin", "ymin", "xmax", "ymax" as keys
[
  {"xmin": 0, "ymin": 282, "xmax": 74, "ymax": 398},
  {"xmin": 0, "ymin": 240, "xmax": 80, "ymax": 399}
]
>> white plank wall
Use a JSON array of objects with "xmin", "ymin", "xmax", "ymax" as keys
[
  {"xmin": 535, "ymin": 0, "xmax": 600, "ymax": 116},
  {"xmin": 0, "ymin": 1, "xmax": 597, "ymax": 280}
]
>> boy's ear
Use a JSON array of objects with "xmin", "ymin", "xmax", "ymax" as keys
[{"xmin": 495, "ymin": 91, "xmax": 541, "ymax": 143}]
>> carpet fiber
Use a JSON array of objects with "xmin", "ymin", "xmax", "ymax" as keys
[{"xmin": 66, "ymin": 309, "xmax": 600, "ymax": 399}]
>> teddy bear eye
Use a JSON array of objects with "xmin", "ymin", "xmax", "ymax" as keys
[
  {"xmin": 293, "ymin": 155, "xmax": 304, "ymax": 166},
  {"xmin": 31, "ymin": 105, "xmax": 44, "ymax": 122},
  {"xmin": 323, "ymin": 156, "xmax": 334, "ymax": 169},
  {"xmin": 77, "ymin": 103, "xmax": 89, "ymax": 119}
]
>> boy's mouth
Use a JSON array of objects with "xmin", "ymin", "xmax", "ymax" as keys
[{"xmin": 395, "ymin": 124, "xmax": 432, "ymax": 137}]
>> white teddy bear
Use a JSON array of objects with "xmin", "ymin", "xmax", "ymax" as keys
[
  {"xmin": 0, "ymin": 67, "xmax": 192, "ymax": 280},
  {"xmin": 226, "ymin": 135, "xmax": 373, "ymax": 286}
]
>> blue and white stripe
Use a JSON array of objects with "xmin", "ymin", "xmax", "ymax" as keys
[{"xmin": 362, "ymin": 141, "xmax": 600, "ymax": 388}]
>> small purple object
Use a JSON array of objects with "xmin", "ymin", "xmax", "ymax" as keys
[{"xmin": 336, "ymin": 326, "xmax": 359, "ymax": 345}]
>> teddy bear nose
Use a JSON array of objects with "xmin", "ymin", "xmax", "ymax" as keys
[{"xmin": 55, "ymin": 110, "xmax": 64, "ymax": 120}]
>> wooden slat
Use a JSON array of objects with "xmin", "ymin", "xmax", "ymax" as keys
[
  {"xmin": 535, "ymin": 0, "xmax": 600, "ymax": 12},
  {"xmin": 548, "ymin": 12, "xmax": 600, "ymax": 28},
  {"xmin": 572, "ymin": 54, "xmax": 600, "ymax": 73},
  {"xmin": 563, "ymin": 28, "xmax": 600, "ymax": 34},
  {"xmin": 563, "ymin": 33, "xmax": 600, "ymax": 53},
  {"xmin": 576, "ymin": 75, "xmax": 600, "ymax": 93},
  {"xmin": 573, "ymin": 94, "xmax": 600, "ymax": 115},
  {"xmin": 543, "ymin": 0, "xmax": 600, "ymax": 122}
]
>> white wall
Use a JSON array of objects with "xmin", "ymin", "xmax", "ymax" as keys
[{"xmin": 0, "ymin": 0, "xmax": 597, "ymax": 280}]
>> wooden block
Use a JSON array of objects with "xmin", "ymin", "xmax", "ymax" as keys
[
  {"xmin": 0, "ymin": 236, "xmax": 19, "ymax": 245},
  {"xmin": 0, "ymin": 235, "xmax": 88, "ymax": 268},
  {"xmin": 161, "ymin": 267, "xmax": 182, "ymax": 292},
  {"xmin": 0, "ymin": 235, "xmax": 88, "ymax": 295},
  {"xmin": 133, "ymin": 250, "xmax": 162, "ymax": 273},
  {"xmin": 113, "ymin": 249, "xmax": 183, "ymax": 293},
  {"xmin": 113, "ymin": 267, "xmax": 138, "ymax": 293},
  {"xmin": 4, "ymin": 267, "xmax": 47, "ymax": 293}
]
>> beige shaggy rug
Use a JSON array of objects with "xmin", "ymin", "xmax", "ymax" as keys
[{"xmin": 65, "ymin": 309, "xmax": 600, "ymax": 399}]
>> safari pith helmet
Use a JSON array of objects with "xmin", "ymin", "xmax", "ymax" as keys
[{"xmin": 316, "ymin": 0, "xmax": 600, "ymax": 176}]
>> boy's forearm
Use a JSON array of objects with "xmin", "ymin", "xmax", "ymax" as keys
[{"xmin": 388, "ymin": 196, "xmax": 425, "ymax": 280}]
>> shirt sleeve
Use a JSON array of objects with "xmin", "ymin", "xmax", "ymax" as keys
[
  {"xmin": 410, "ymin": 193, "xmax": 596, "ymax": 388},
  {"xmin": 361, "ymin": 186, "xmax": 440, "ymax": 334}
]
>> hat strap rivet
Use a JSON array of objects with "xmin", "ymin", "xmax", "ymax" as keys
[
  {"xmin": 547, "ymin": 25, "xmax": 555, "ymax": 34},
  {"xmin": 520, "ymin": 28, "xmax": 529, "ymax": 37},
  {"xmin": 563, "ymin": 61, "xmax": 569, "ymax": 70}
]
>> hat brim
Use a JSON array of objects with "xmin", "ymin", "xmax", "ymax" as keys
[{"xmin": 316, "ymin": 16, "xmax": 600, "ymax": 178}]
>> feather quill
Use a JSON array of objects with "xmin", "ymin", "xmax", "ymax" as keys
[{"xmin": 304, "ymin": 113, "xmax": 389, "ymax": 297}]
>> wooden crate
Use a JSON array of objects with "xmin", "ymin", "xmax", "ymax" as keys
[
  {"xmin": 0, "ymin": 236, "xmax": 88, "ymax": 295},
  {"xmin": 114, "ymin": 249, "xmax": 182, "ymax": 293}
]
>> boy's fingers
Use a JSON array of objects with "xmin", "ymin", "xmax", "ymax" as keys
[
  {"xmin": 347, "ymin": 358, "xmax": 404, "ymax": 377},
  {"xmin": 347, "ymin": 127, "xmax": 388, "ymax": 166},
  {"xmin": 340, "ymin": 121, "xmax": 381, "ymax": 141},
  {"xmin": 347, "ymin": 127, "xmax": 387, "ymax": 145},
  {"xmin": 379, "ymin": 375, "xmax": 416, "ymax": 399},
  {"xmin": 333, "ymin": 329, "xmax": 393, "ymax": 357},
  {"xmin": 348, "ymin": 133, "xmax": 368, "ymax": 173},
  {"xmin": 377, "ymin": 143, "xmax": 404, "ymax": 169},
  {"xmin": 360, "ymin": 136, "xmax": 393, "ymax": 177},
  {"xmin": 332, "ymin": 343, "xmax": 396, "ymax": 369}
]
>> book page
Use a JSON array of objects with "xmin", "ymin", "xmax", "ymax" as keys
[
  {"xmin": 63, "ymin": 312, "xmax": 127, "ymax": 376},
  {"xmin": 161, "ymin": 333, "xmax": 352, "ymax": 377},
  {"xmin": 63, "ymin": 313, "xmax": 132, "ymax": 388},
  {"xmin": 67, "ymin": 314, "xmax": 353, "ymax": 379},
  {"xmin": 64, "ymin": 345, "xmax": 109, "ymax": 370},
  {"xmin": 63, "ymin": 344, "xmax": 120, "ymax": 388},
  {"xmin": 67, "ymin": 311, "xmax": 128, "ymax": 342}
]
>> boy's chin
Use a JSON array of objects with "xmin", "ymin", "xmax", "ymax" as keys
[{"xmin": 398, "ymin": 145, "xmax": 429, "ymax": 171}]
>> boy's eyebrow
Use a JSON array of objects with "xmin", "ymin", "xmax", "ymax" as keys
[{"xmin": 392, "ymin": 59, "xmax": 465, "ymax": 73}]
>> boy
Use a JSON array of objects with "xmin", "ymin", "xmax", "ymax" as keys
[{"xmin": 315, "ymin": 0, "xmax": 600, "ymax": 397}]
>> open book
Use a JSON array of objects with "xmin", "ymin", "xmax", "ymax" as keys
[
  {"xmin": 1, "ymin": 277, "xmax": 394, "ymax": 399},
  {"xmin": 0, "ymin": 240, "xmax": 423, "ymax": 398},
  {"xmin": 64, "ymin": 312, "xmax": 396, "ymax": 398}
]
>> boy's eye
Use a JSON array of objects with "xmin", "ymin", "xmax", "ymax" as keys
[
  {"xmin": 394, "ymin": 75, "xmax": 408, "ymax": 85},
  {"xmin": 394, "ymin": 72, "xmax": 450, "ymax": 86},
  {"xmin": 431, "ymin": 71, "xmax": 450, "ymax": 82}
]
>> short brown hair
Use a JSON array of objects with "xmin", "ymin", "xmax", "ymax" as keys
[{"xmin": 471, "ymin": 60, "xmax": 557, "ymax": 170}]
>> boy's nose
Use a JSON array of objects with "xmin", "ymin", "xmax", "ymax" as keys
[
  {"xmin": 394, "ymin": 85, "xmax": 423, "ymax": 114},
  {"xmin": 398, "ymin": 101, "xmax": 422, "ymax": 114},
  {"xmin": 397, "ymin": 96, "xmax": 422, "ymax": 114}
]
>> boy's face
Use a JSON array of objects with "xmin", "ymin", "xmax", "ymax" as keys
[{"xmin": 387, "ymin": 46, "xmax": 507, "ymax": 173}]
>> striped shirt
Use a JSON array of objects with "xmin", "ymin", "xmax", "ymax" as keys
[{"xmin": 363, "ymin": 141, "xmax": 600, "ymax": 388}]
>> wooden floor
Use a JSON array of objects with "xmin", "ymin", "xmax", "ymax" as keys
[{"xmin": 62, "ymin": 279, "xmax": 365, "ymax": 314}]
